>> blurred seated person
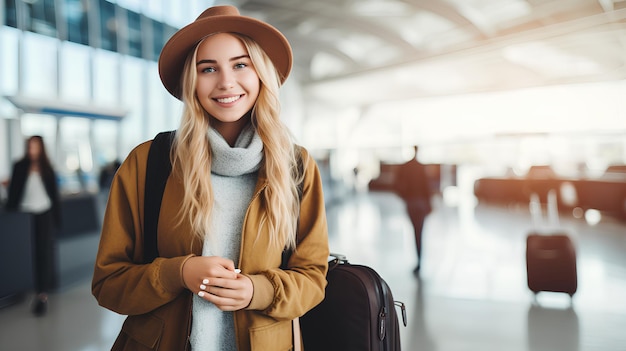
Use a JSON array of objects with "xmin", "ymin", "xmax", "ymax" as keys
[
  {"xmin": 527, "ymin": 165, "xmax": 556, "ymax": 179},
  {"xmin": 98, "ymin": 159, "xmax": 121, "ymax": 190}
]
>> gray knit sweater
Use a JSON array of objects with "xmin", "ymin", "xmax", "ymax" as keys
[{"xmin": 190, "ymin": 124, "xmax": 263, "ymax": 351}]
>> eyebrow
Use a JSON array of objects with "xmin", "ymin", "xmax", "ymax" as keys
[{"xmin": 196, "ymin": 55, "xmax": 250, "ymax": 66}]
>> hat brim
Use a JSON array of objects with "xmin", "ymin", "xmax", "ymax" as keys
[{"xmin": 158, "ymin": 16, "xmax": 292, "ymax": 100}]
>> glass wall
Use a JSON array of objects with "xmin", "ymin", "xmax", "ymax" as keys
[
  {"xmin": 3, "ymin": 0, "xmax": 176, "ymax": 61},
  {"xmin": 59, "ymin": 41, "xmax": 91, "ymax": 102},
  {"xmin": 1, "ymin": 0, "xmax": 624, "ymax": 209},
  {"xmin": 65, "ymin": 0, "xmax": 89, "ymax": 46},
  {"xmin": 0, "ymin": 27, "xmax": 18, "ymax": 96},
  {"xmin": 92, "ymin": 48, "xmax": 120, "ymax": 106},
  {"xmin": 21, "ymin": 32, "xmax": 58, "ymax": 99},
  {"xmin": 98, "ymin": 0, "xmax": 117, "ymax": 52},
  {"xmin": 149, "ymin": 17, "xmax": 165, "ymax": 61},
  {"xmin": 124, "ymin": 8, "xmax": 142, "ymax": 58},
  {"xmin": 119, "ymin": 56, "xmax": 145, "ymax": 151},
  {"xmin": 4, "ymin": 0, "xmax": 17, "ymax": 28},
  {"xmin": 57, "ymin": 116, "xmax": 93, "ymax": 192},
  {"xmin": 0, "ymin": 0, "xmax": 188, "ymax": 192},
  {"xmin": 22, "ymin": 0, "xmax": 57, "ymax": 37}
]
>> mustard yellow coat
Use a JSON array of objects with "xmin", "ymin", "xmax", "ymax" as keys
[{"xmin": 92, "ymin": 139, "xmax": 329, "ymax": 351}]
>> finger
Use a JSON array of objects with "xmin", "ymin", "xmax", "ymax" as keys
[
  {"xmin": 202, "ymin": 291, "xmax": 241, "ymax": 311},
  {"xmin": 198, "ymin": 278, "xmax": 251, "ymax": 310},
  {"xmin": 205, "ymin": 277, "xmax": 239, "ymax": 292},
  {"xmin": 196, "ymin": 278, "xmax": 209, "ymax": 297},
  {"xmin": 208, "ymin": 268, "xmax": 240, "ymax": 280},
  {"xmin": 198, "ymin": 278, "xmax": 209, "ymax": 290},
  {"xmin": 204, "ymin": 283, "xmax": 247, "ymax": 302},
  {"xmin": 200, "ymin": 266, "xmax": 238, "ymax": 280}
]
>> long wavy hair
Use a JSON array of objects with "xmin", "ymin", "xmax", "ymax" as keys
[{"xmin": 170, "ymin": 33, "xmax": 303, "ymax": 250}]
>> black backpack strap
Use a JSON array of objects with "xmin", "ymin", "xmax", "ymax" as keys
[{"xmin": 143, "ymin": 131, "xmax": 175, "ymax": 264}]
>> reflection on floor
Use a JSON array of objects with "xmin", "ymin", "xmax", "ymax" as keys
[{"xmin": 1, "ymin": 190, "xmax": 625, "ymax": 351}]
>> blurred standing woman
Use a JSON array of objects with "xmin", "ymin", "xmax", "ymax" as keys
[
  {"xmin": 6, "ymin": 135, "xmax": 61, "ymax": 316},
  {"xmin": 92, "ymin": 5, "xmax": 329, "ymax": 351}
]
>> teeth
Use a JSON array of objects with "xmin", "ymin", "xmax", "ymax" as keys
[{"xmin": 216, "ymin": 96, "xmax": 241, "ymax": 103}]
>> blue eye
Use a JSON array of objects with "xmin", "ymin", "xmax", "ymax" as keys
[
  {"xmin": 234, "ymin": 63, "xmax": 247, "ymax": 69},
  {"xmin": 201, "ymin": 67, "xmax": 216, "ymax": 73}
]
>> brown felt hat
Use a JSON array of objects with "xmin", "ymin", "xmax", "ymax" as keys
[{"xmin": 158, "ymin": 5, "xmax": 293, "ymax": 100}]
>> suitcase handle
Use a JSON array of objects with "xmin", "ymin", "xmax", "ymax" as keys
[
  {"xmin": 395, "ymin": 301, "xmax": 408, "ymax": 326},
  {"xmin": 328, "ymin": 253, "xmax": 348, "ymax": 270}
]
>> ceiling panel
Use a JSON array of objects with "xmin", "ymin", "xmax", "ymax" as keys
[{"xmin": 231, "ymin": 0, "xmax": 626, "ymax": 106}]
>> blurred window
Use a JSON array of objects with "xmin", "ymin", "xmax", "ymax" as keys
[
  {"xmin": 92, "ymin": 119, "xmax": 121, "ymax": 168},
  {"xmin": 59, "ymin": 41, "xmax": 91, "ymax": 102},
  {"xmin": 119, "ymin": 57, "xmax": 145, "ymax": 147},
  {"xmin": 5, "ymin": 0, "xmax": 17, "ymax": 28},
  {"xmin": 1, "ymin": 28, "xmax": 19, "ymax": 95},
  {"xmin": 21, "ymin": 32, "xmax": 58, "ymax": 99},
  {"xmin": 57, "ymin": 117, "xmax": 94, "ymax": 192},
  {"xmin": 126, "ymin": 10, "xmax": 142, "ymax": 58},
  {"xmin": 24, "ymin": 0, "xmax": 57, "ymax": 37},
  {"xmin": 142, "ymin": 0, "xmax": 164, "ymax": 22},
  {"xmin": 93, "ymin": 49, "xmax": 120, "ymax": 106},
  {"xmin": 99, "ymin": 0, "xmax": 117, "ymax": 52},
  {"xmin": 150, "ymin": 18, "xmax": 164, "ymax": 61},
  {"xmin": 116, "ymin": 0, "xmax": 141, "ymax": 13},
  {"xmin": 65, "ymin": 0, "xmax": 89, "ymax": 45}
]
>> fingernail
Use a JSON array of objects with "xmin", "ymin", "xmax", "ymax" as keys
[
  {"xmin": 234, "ymin": 269, "xmax": 241, "ymax": 274},
  {"xmin": 202, "ymin": 279, "xmax": 209, "ymax": 284},
  {"xmin": 199, "ymin": 284, "xmax": 206, "ymax": 290},
  {"xmin": 198, "ymin": 291, "xmax": 205, "ymax": 297}
]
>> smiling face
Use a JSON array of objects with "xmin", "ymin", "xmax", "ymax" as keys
[{"xmin": 195, "ymin": 33, "xmax": 260, "ymax": 140}]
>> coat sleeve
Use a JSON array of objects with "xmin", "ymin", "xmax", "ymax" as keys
[
  {"xmin": 91, "ymin": 141, "xmax": 193, "ymax": 315},
  {"xmin": 245, "ymin": 148, "xmax": 330, "ymax": 319},
  {"xmin": 6, "ymin": 161, "xmax": 26, "ymax": 211}
]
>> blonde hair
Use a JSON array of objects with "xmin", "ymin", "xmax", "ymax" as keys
[{"xmin": 171, "ymin": 33, "xmax": 302, "ymax": 250}]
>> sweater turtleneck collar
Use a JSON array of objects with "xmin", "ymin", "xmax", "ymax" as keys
[{"xmin": 208, "ymin": 123, "xmax": 263, "ymax": 177}]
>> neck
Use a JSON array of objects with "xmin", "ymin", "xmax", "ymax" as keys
[
  {"xmin": 28, "ymin": 159, "xmax": 40, "ymax": 171},
  {"xmin": 210, "ymin": 115, "xmax": 252, "ymax": 146}
]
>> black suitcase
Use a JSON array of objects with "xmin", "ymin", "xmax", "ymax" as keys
[
  {"xmin": 300, "ymin": 254, "xmax": 407, "ymax": 351},
  {"xmin": 525, "ymin": 191, "xmax": 577, "ymax": 297},
  {"xmin": 526, "ymin": 233, "xmax": 577, "ymax": 296}
]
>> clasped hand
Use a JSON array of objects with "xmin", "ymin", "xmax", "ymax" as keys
[{"xmin": 182, "ymin": 256, "xmax": 253, "ymax": 311}]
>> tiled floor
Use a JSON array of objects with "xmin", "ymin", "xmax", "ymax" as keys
[{"xmin": 1, "ymin": 189, "xmax": 626, "ymax": 350}]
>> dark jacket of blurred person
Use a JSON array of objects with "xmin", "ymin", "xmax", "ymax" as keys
[
  {"xmin": 395, "ymin": 145, "xmax": 432, "ymax": 275},
  {"xmin": 6, "ymin": 135, "xmax": 61, "ymax": 316},
  {"xmin": 98, "ymin": 159, "xmax": 121, "ymax": 190}
]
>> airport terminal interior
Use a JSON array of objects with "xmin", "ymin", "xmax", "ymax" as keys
[
  {"xmin": 1, "ymin": 0, "xmax": 626, "ymax": 350},
  {"xmin": 1, "ymin": 189, "xmax": 626, "ymax": 350}
]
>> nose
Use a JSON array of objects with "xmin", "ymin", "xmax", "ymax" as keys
[{"xmin": 217, "ymin": 70, "xmax": 235, "ymax": 90}]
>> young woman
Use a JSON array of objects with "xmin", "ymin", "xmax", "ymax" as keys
[
  {"xmin": 6, "ymin": 135, "xmax": 61, "ymax": 316},
  {"xmin": 92, "ymin": 6, "xmax": 329, "ymax": 351}
]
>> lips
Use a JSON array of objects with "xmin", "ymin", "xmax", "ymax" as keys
[{"xmin": 214, "ymin": 95, "xmax": 242, "ymax": 103}]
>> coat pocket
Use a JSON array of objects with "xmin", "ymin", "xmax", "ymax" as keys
[
  {"xmin": 112, "ymin": 314, "xmax": 164, "ymax": 351},
  {"xmin": 249, "ymin": 319, "xmax": 293, "ymax": 351}
]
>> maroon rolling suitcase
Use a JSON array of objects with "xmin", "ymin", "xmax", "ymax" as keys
[
  {"xmin": 300, "ymin": 254, "xmax": 407, "ymax": 351},
  {"xmin": 525, "ymin": 191, "xmax": 577, "ymax": 297},
  {"xmin": 526, "ymin": 233, "xmax": 577, "ymax": 296}
]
